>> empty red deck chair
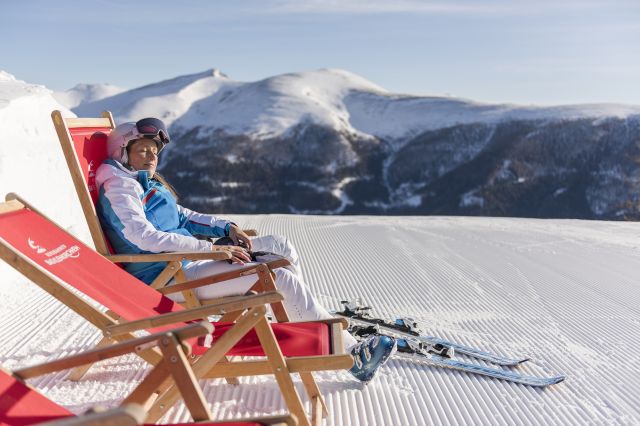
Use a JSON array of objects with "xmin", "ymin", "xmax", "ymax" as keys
[
  {"xmin": 0, "ymin": 195, "xmax": 352, "ymax": 426},
  {"xmin": 0, "ymin": 322, "xmax": 296, "ymax": 425}
]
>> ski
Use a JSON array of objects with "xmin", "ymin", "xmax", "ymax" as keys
[
  {"xmin": 349, "ymin": 323, "xmax": 564, "ymax": 387},
  {"xmin": 334, "ymin": 301, "xmax": 529, "ymax": 366},
  {"xmin": 394, "ymin": 338, "xmax": 565, "ymax": 387}
]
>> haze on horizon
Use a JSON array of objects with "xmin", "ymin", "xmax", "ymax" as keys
[{"xmin": 1, "ymin": 0, "xmax": 639, "ymax": 106}]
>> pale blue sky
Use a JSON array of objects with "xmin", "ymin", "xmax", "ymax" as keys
[{"xmin": 1, "ymin": 0, "xmax": 639, "ymax": 105}]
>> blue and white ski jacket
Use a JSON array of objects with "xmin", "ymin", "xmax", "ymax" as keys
[{"xmin": 95, "ymin": 159, "xmax": 232, "ymax": 284}]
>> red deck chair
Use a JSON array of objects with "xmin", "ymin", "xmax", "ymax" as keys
[
  {"xmin": 1, "ymin": 322, "xmax": 296, "ymax": 426},
  {"xmin": 51, "ymin": 109, "xmax": 289, "ymax": 312},
  {"xmin": 0, "ymin": 196, "xmax": 352, "ymax": 426}
]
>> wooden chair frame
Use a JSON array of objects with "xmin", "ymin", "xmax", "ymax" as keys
[
  {"xmin": 0, "ymin": 197, "xmax": 353, "ymax": 426},
  {"xmin": 7, "ymin": 322, "xmax": 296, "ymax": 426},
  {"xmin": 51, "ymin": 109, "xmax": 288, "ymax": 311}
]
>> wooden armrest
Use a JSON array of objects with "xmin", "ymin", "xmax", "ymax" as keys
[
  {"xmin": 317, "ymin": 317, "xmax": 349, "ymax": 329},
  {"xmin": 158, "ymin": 258, "xmax": 291, "ymax": 295},
  {"xmin": 104, "ymin": 291, "xmax": 283, "ymax": 337},
  {"xmin": 36, "ymin": 404, "xmax": 146, "ymax": 426},
  {"xmin": 14, "ymin": 322, "xmax": 213, "ymax": 380},
  {"xmin": 106, "ymin": 251, "xmax": 231, "ymax": 263}
]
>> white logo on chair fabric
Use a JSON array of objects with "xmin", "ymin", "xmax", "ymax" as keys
[
  {"xmin": 27, "ymin": 238, "xmax": 80, "ymax": 265},
  {"xmin": 28, "ymin": 238, "xmax": 46, "ymax": 254}
]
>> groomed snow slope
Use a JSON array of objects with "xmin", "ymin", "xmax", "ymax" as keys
[{"xmin": 1, "ymin": 214, "xmax": 639, "ymax": 425}]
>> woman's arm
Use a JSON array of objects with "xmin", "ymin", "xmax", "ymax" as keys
[
  {"xmin": 177, "ymin": 205, "xmax": 253, "ymax": 250},
  {"xmin": 176, "ymin": 204, "xmax": 233, "ymax": 238},
  {"xmin": 100, "ymin": 176, "xmax": 215, "ymax": 253}
]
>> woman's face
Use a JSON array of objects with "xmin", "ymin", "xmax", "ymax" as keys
[{"xmin": 127, "ymin": 138, "xmax": 159, "ymax": 177}]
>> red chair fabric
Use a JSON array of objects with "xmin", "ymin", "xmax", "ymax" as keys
[
  {"xmin": 0, "ymin": 208, "xmax": 330, "ymax": 357},
  {"xmin": 0, "ymin": 370, "xmax": 72, "ymax": 426},
  {"xmin": 199, "ymin": 321, "xmax": 330, "ymax": 357},
  {"xmin": 66, "ymin": 127, "xmax": 110, "ymax": 204},
  {"xmin": 66, "ymin": 126, "xmax": 119, "ymax": 255},
  {"xmin": 0, "ymin": 370, "xmax": 274, "ymax": 426}
]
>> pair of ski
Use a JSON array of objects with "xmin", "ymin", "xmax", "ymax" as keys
[{"xmin": 334, "ymin": 301, "xmax": 565, "ymax": 387}]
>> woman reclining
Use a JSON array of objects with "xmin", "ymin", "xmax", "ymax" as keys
[{"xmin": 96, "ymin": 117, "xmax": 396, "ymax": 382}]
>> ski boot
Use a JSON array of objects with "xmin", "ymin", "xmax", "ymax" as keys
[{"xmin": 349, "ymin": 334, "xmax": 397, "ymax": 382}]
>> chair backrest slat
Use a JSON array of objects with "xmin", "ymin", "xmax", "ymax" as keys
[
  {"xmin": 51, "ymin": 111, "xmax": 115, "ymax": 255},
  {"xmin": 0, "ymin": 204, "xmax": 185, "ymax": 332}
]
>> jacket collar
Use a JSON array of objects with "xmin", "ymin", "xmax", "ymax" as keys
[{"xmin": 103, "ymin": 159, "xmax": 152, "ymax": 190}]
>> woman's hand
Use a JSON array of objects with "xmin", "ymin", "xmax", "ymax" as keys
[
  {"xmin": 228, "ymin": 224, "xmax": 253, "ymax": 250},
  {"xmin": 212, "ymin": 244, "xmax": 251, "ymax": 265}
]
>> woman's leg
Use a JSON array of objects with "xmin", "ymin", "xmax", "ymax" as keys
[
  {"xmin": 166, "ymin": 259, "xmax": 358, "ymax": 349},
  {"xmin": 168, "ymin": 259, "xmax": 262, "ymax": 301},
  {"xmin": 250, "ymin": 235, "xmax": 303, "ymax": 280}
]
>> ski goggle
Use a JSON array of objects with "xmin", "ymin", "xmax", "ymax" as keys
[{"xmin": 127, "ymin": 117, "xmax": 171, "ymax": 147}]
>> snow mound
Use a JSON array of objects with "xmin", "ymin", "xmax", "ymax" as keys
[
  {"xmin": 0, "ymin": 71, "xmax": 17, "ymax": 82},
  {"xmin": 0, "ymin": 69, "xmax": 90, "ymax": 241}
]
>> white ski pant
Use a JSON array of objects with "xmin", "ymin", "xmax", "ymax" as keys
[{"xmin": 166, "ymin": 234, "xmax": 358, "ymax": 350}]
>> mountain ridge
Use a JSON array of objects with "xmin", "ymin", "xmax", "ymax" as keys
[{"xmin": 5, "ymin": 67, "xmax": 640, "ymax": 219}]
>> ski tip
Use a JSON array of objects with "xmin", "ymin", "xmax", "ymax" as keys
[
  {"xmin": 541, "ymin": 375, "xmax": 566, "ymax": 387},
  {"xmin": 523, "ymin": 374, "xmax": 566, "ymax": 387},
  {"xmin": 499, "ymin": 358, "xmax": 530, "ymax": 367}
]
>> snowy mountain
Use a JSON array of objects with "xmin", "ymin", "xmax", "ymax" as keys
[
  {"xmin": 75, "ymin": 68, "xmax": 640, "ymax": 141},
  {"xmin": 53, "ymin": 82, "xmax": 126, "ymax": 109},
  {"xmin": 73, "ymin": 68, "xmax": 640, "ymax": 219}
]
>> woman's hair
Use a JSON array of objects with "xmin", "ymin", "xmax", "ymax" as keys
[{"xmin": 153, "ymin": 172, "xmax": 179, "ymax": 200}]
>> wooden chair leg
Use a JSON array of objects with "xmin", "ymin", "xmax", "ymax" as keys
[
  {"xmin": 67, "ymin": 308, "xmax": 124, "ymax": 381},
  {"xmin": 300, "ymin": 372, "xmax": 328, "ymax": 423},
  {"xmin": 123, "ymin": 359, "xmax": 173, "ymax": 412},
  {"xmin": 144, "ymin": 307, "xmax": 266, "ymax": 423},
  {"xmin": 150, "ymin": 260, "xmax": 182, "ymax": 290},
  {"xmin": 256, "ymin": 264, "xmax": 290, "ymax": 322},
  {"xmin": 175, "ymin": 269, "xmax": 202, "ymax": 309},
  {"xmin": 254, "ymin": 316, "xmax": 310, "ymax": 426},
  {"xmin": 191, "ymin": 352, "xmax": 241, "ymax": 385},
  {"xmin": 219, "ymin": 356, "xmax": 240, "ymax": 385},
  {"xmin": 182, "ymin": 265, "xmax": 259, "ymax": 387},
  {"xmin": 67, "ymin": 335, "xmax": 114, "ymax": 381},
  {"xmin": 159, "ymin": 335, "xmax": 212, "ymax": 422}
]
